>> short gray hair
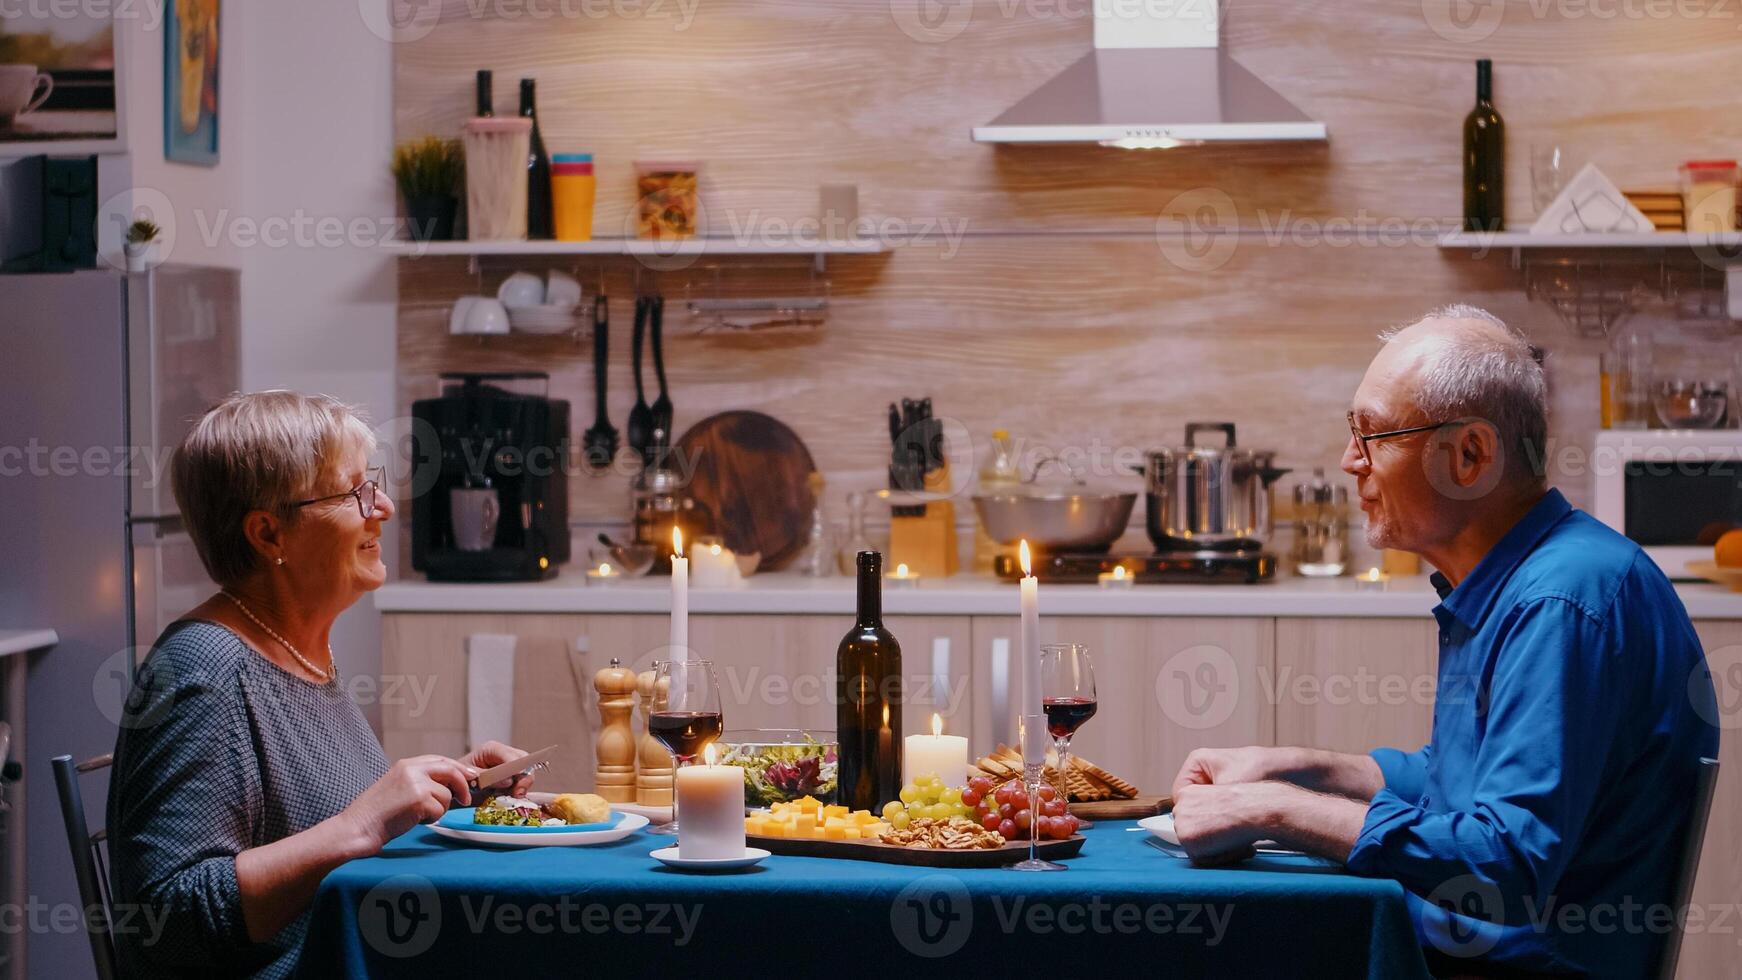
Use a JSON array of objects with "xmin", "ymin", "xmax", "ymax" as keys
[
  {"xmin": 171, "ymin": 390, "xmax": 377, "ymax": 585},
  {"xmin": 1379, "ymin": 305, "xmax": 1547, "ymax": 485}
]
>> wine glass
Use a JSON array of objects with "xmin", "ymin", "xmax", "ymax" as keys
[
  {"xmin": 1009, "ymin": 713, "xmax": 1065, "ymax": 872},
  {"xmin": 1040, "ymin": 643, "xmax": 1097, "ymax": 811},
  {"xmin": 646, "ymin": 659, "xmax": 723, "ymax": 836}
]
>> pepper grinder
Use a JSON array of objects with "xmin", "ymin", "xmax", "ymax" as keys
[
  {"xmin": 635, "ymin": 666, "xmax": 674, "ymax": 807},
  {"xmin": 592, "ymin": 658, "xmax": 638, "ymax": 803}
]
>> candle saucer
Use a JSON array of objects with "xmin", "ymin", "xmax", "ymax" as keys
[{"xmin": 650, "ymin": 846, "xmax": 771, "ymax": 871}]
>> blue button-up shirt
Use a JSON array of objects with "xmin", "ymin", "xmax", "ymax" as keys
[{"xmin": 1346, "ymin": 489, "xmax": 1719, "ymax": 977}]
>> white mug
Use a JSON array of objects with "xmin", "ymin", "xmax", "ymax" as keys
[{"xmin": 0, "ymin": 65, "xmax": 53, "ymax": 121}]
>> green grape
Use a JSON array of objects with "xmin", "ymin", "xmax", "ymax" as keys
[
  {"xmin": 939, "ymin": 787, "xmax": 962, "ymax": 806},
  {"xmin": 882, "ymin": 801, "xmax": 903, "ymax": 821},
  {"xmin": 892, "ymin": 811, "xmax": 911, "ymax": 830},
  {"xmin": 898, "ymin": 785, "xmax": 917, "ymax": 805}
]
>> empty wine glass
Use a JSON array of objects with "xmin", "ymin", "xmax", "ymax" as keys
[
  {"xmin": 1008, "ymin": 713, "xmax": 1065, "ymax": 872},
  {"xmin": 1040, "ymin": 643, "xmax": 1097, "ymax": 809},
  {"xmin": 646, "ymin": 659, "xmax": 722, "ymax": 836}
]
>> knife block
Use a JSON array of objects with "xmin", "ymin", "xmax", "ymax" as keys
[
  {"xmin": 889, "ymin": 464, "xmax": 959, "ymax": 579},
  {"xmin": 635, "ymin": 667, "xmax": 674, "ymax": 807},
  {"xmin": 593, "ymin": 660, "xmax": 638, "ymax": 803}
]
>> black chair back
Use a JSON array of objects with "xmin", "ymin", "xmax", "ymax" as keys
[
  {"xmin": 1656, "ymin": 756, "xmax": 1720, "ymax": 980},
  {"xmin": 50, "ymin": 753, "xmax": 117, "ymax": 980}
]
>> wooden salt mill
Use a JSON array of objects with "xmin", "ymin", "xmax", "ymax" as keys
[
  {"xmin": 593, "ymin": 658, "xmax": 638, "ymax": 803},
  {"xmin": 636, "ymin": 666, "xmax": 674, "ymax": 807}
]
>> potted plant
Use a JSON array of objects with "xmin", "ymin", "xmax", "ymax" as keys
[
  {"xmin": 123, "ymin": 220, "xmax": 161, "ymax": 272},
  {"xmin": 392, "ymin": 136, "xmax": 463, "ymax": 242}
]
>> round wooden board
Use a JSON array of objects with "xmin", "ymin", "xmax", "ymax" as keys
[
  {"xmin": 675, "ymin": 411, "xmax": 817, "ymax": 570},
  {"xmin": 747, "ymin": 832, "xmax": 1086, "ymax": 868}
]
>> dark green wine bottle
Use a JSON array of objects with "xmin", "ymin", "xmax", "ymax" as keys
[
  {"xmin": 1463, "ymin": 59, "xmax": 1505, "ymax": 232},
  {"xmin": 836, "ymin": 551, "xmax": 902, "ymax": 812}
]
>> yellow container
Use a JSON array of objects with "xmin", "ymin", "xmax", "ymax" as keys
[{"xmin": 552, "ymin": 172, "xmax": 596, "ymax": 242}]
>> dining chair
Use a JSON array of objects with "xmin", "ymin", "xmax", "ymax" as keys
[
  {"xmin": 51, "ymin": 753, "xmax": 118, "ymax": 980},
  {"xmin": 1655, "ymin": 756, "xmax": 1719, "ymax": 980}
]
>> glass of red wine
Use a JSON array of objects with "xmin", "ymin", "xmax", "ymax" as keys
[
  {"xmin": 647, "ymin": 659, "xmax": 723, "ymax": 836},
  {"xmin": 1009, "ymin": 713, "xmax": 1065, "ymax": 871},
  {"xmin": 1040, "ymin": 643, "xmax": 1097, "ymax": 814}
]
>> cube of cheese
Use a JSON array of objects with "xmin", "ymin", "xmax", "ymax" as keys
[
  {"xmin": 760, "ymin": 819, "xmax": 788, "ymax": 838},
  {"xmin": 810, "ymin": 825, "xmax": 829, "ymax": 839},
  {"xmin": 853, "ymin": 811, "xmax": 879, "ymax": 826},
  {"xmin": 823, "ymin": 822, "xmax": 851, "ymax": 840},
  {"xmin": 769, "ymin": 802, "xmax": 790, "ymax": 815},
  {"xmin": 796, "ymin": 796, "xmax": 822, "ymax": 815},
  {"xmin": 823, "ymin": 804, "xmax": 849, "ymax": 820},
  {"xmin": 744, "ymin": 815, "xmax": 768, "ymax": 836},
  {"xmin": 794, "ymin": 813, "xmax": 817, "ymax": 834},
  {"xmin": 865, "ymin": 821, "xmax": 892, "ymax": 839}
]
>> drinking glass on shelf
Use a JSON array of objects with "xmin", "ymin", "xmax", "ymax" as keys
[
  {"xmin": 1039, "ymin": 643, "xmax": 1098, "ymax": 808},
  {"xmin": 646, "ymin": 659, "xmax": 723, "ymax": 836},
  {"xmin": 1531, "ymin": 144, "xmax": 1567, "ymax": 214},
  {"xmin": 1009, "ymin": 713, "xmax": 1066, "ymax": 872}
]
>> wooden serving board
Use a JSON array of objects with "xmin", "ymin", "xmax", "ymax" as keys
[
  {"xmin": 748, "ymin": 833, "xmax": 1086, "ymax": 868},
  {"xmin": 675, "ymin": 411, "xmax": 816, "ymax": 571},
  {"xmin": 1068, "ymin": 796, "xmax": 1171, "ymax": 821}
]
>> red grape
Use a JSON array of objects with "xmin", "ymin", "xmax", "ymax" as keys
[
  {"xmin": 998, "ymin": 819, "xmax": 1017, "ymax": 839},
  {"xmin": 968, "ymin": 776, "xmax": 993, "ymax": 796},
  {"xmin": 1041, "ymin": 799, "xmax": 1067, "ymax": 818},
  {"xmin": 995, "ymin": 783, "xmax": 1017, "ymax": 807},
  {"xmin": 981, "ymin": 812, "xmax": 1002, "ymax": 832},
  {"xmin": 961, "ymin": 789, "xmax": 982, "ymax": 808},
  {"xmin": 1014, "ymin": 808, "xmax": 1033, "ymax": 830},
  {"xmin": 998, "ymin": 802, "xmax": 1014, "ymax": 819},
  {"xmin": 1037, "ymin": 784, "xmax": 1057, "ymax": 802}
]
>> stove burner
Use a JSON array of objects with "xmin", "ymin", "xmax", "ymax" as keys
[{"xmin": 992, "ymin": 550, "xmax": 1275, "ymax": 584}]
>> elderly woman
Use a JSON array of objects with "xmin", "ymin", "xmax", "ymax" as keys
[{"xmin": 108, "ymin": 391, "xmax": 536, "ymax": 978}]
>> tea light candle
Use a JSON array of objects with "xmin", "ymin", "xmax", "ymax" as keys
[
  {"xmin": 670, "ymin": 528, "xmax": 688, "ymax": 654},
  {"xmin": 886, "ymin": 562, "xmax": 920, "ymax": 589},
  {"xmin": 1355, "ymin": 567, "xmax": 1391, "ymax": 592},
  {"xmin": 1097, "ymin": 565, "xmax": 1134, "ymax": 589},
  {"xmin": 690, "ymin": 541, "xmax": 740, "ymax": 589},
  {"xmin": 904, "ymin": 713, "xmax": 968, "ymax": 788},
  {"xmin": 586, "ymin": 562, "xmax": 620, "ymax": 586},
  {"xmin": 675, "ymin": 743, "xmax": 746, "ymax": 860}
]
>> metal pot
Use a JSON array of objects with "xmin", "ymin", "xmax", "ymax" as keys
[
  {"xmin": 972, "ymin": 488, "xmax": 1137, "ymax": 554},
  {"xmin": 1141, "ymin": 422, "xmax": 1290, "ymax": 551}
]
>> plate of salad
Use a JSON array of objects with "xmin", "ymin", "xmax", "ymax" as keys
[{"xmin": 719, "ymin": 730, "xmax": 838, "ymax": 807}]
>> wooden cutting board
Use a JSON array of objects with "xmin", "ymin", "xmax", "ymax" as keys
[
  {"xmin": 748, "ymin": 832, "xmax": 1086, "ymax": 868},
  {"xmin": 675, "ymin": 411, "xmax": 816, "ymax": 571},
  {"xmin": 1068, "ymin": 796, "xmax": 1171, "ymax": 821}
]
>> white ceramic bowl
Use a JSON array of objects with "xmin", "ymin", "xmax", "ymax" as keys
[{"xmin": 497, "ymin": 271, "xmax": 546, "ymax": 309}]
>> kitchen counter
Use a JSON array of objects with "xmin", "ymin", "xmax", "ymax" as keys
[{"xmin": 374, "ymin": 572, "xmax": 1742, "ymax": 619}]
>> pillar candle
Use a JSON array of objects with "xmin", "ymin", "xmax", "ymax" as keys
[
  {"xmin": 675, "ymin": 745, "xmax": 745, "ymax": 860},
  {"xmin": 670, "ymin": 527, "xmax": 689, "ymax": 654},
  {"xmin": 904, "ymin": 713, "xmax": 968, "ymax": 788}
]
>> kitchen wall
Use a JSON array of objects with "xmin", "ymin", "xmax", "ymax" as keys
[{"xmin": 391, "ymin": 0, "xmax": 1739, "ymax": 557}]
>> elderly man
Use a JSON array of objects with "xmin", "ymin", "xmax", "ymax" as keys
[{"xmin": 1170, "ymin": 306, "xmax": 1718, "ymax": 977}]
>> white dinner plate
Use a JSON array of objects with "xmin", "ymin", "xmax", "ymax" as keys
[
  {"xmin": 649, "ymin": 846, "xmax": 770, "ymax": 871},
  {"xmin": 429, "ymin": 808, "xmax": 649, "ymax": 847},
  {"xmin": 1137, "ymin": 813, "xmax": 1301, "ymax": 855}
]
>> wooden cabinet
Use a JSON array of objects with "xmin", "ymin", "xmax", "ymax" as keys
[
  {"xmin": 1678, "ymin": 620, "xmax": 1742, "ymax": 980},
  {"xmin": 1273, "ymin": 618, "xmax": 1438, "ymax": 756},
  {"xmin": 967, "ymin": 616, "xmax": 1273, "ymax": 796}
]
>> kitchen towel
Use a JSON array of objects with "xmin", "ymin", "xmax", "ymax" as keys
[{"xmin": 467, "ymin": 632, "xmax": 517, "ymax": 750}]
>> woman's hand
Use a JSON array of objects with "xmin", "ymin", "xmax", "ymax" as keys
[
  {"xmin": 342, "ymin": 755, "xmax": 476, "ymax": 851},
  {"xmin": 461, "ymin": 740, "xmax": 537, "ymax": 797}
]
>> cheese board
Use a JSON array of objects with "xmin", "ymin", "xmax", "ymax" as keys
[
  {"xmin": 748, "ymin": 831, "xmax": 1087, "ymax": 868},
  {"xmin": 1068, "ymin": 795, "xmax": 1171, "ymax": 821}
]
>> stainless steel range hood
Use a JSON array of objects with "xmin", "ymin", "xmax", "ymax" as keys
[{"xmin": 971, "ymin": 0, "xmax": 1327, "ymax": 147}]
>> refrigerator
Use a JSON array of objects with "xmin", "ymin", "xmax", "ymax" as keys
[{"xmin": 0, "ymin": 264, "xmax": 238, "ymax": 979}]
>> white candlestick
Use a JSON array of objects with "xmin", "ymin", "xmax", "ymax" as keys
[
  {"xmin": 675, "ymin": 749, "xmax": 745, "ymax": 860},
  {"xmin": 670, "ymin": 528, "xmax": 689, "ymax": 654},
  {"xmin": 1018, "ymin": 540, "xmax": 1041, "ymax": 718},
  {"xmin": 904, "ymin": 714, "xmax": 968, "ymax": 788}
]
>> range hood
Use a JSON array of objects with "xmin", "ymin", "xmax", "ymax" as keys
[{"xmin": 971, "ymin": 0, "xmax": 1327, "ymax": 147}]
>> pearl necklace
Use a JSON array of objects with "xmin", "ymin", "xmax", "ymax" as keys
[{"xmin": 222, "ymin": 591, "xmax": 336, "ymax": 682}]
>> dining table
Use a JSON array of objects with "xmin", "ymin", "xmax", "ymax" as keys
[{"xmin": 296, "ymin": 818, "xmax": 1433, "ymax": 977}]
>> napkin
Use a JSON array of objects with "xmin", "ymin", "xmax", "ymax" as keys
[
  {"xmin": 467, "ymin": 632, "xmax": 517, "ymax": 750},
  {"xmin": 1530, "ymin": 163, "xmax": 1653, "ymax": 235}
]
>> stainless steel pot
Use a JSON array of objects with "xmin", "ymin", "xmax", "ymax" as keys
[
  {"xmin": 1141, "ymin": 422, "xmax": 1290, "ymax": 551},
  {"xmin": 972, "ymin": 488, "xmax": 1137, "ymax": 553}
]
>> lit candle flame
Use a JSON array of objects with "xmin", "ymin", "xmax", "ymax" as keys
[
  {"xmin": 598, "ymin": 562, "xmax": 611, "ymax": 575},
  {"xmin": 882, "ymin": 703, "xmax": 890, "ymax": 727},
  {"xmin": 709, "ymin": 543, "xmax": 722, "ymax": 556},
  {"xmin": 1019, "ymin": 539, "xmax": 1032, "ymax": 577},
  {"xmin": 1364, "ymin": 567, "xmax": 1382, "ymax": 581},
  {"xmin": 1113, "ymin": 565, "xmax": 1126, "ymax": 580},
  {"xmin": 673, "ymin": 526, "xmax": 684, "ymax": 558},
  {"xmin": 896, "ymin": 562, "xmax": 910, "ymax": 578},
  {"xmin": 703, "ymin": 742, "xmax": 717, "ymax": 766},
  {"xmin": 931, "ymin": 712, "xmax": 943, "ymax": 736}
]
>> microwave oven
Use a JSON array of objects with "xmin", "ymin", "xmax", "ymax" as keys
[{"xmin": 1591, "ymin": 430, "xmax": 1742, "ymax": 576}]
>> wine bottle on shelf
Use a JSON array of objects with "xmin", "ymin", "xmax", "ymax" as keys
[
  {"xmin": 474, "ymin": 69, "xmax": 493, "ymax": 117},
  {"xmin": 520, "ymin": 78, "xmax": 553, "ymax": 240},
  {"xmin": 837, "ymin": 550, "xmax": 902, "ymax": 812},
  {"xmin": 1463, "ymin": 58, "xmax": 1505, "ymax": 233}
]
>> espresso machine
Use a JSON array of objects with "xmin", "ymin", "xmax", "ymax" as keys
[{"xmin": 411, "ymin": 372, "xmax": 570, "ymax": 581}]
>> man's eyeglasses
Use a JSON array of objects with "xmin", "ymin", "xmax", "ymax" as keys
[
  {"xmin": 1346, "ymin": 411, "xmax": 1458, "ymax": 466},
  {"xmin": 292, "ymin": 467, "xmax": 384, "ymax": 519}
]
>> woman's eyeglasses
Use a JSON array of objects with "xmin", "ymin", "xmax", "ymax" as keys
[
  {"xmin": 1346, "ymin": 411, "xmax": 1458, "ymax": 466},
  {"xmin": 292, "ymin": 467, "xmax": 384, "ymax": 519}
]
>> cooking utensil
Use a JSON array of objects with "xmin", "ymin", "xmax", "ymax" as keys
[
  {"xmin": 627, "ymin": 296, "xmax": 655, "ymax": 464},
  {"xmin": 594, "ymin": 533, "xmax": 659, "ymax": 577},
  {"xmin": 675, "ymin": 411, "xmax": 817, "ymax": 570},
  {"xmin": 649, "ymin": 294, "xmax": 673, "ymax": 454},
  {"xmin": 1653, "ymin": 380, "xmax": 1729, "ymax": 429},
  {"xmin": 582, "ymin": 296, "xmax": 617, "ymax": 468},
  {"xmin": 1140, "ymin": 422, "xmax": 1289, "ymax": 552},
  {"xmin": 972, "ymin": 488, "xmax": 1137, "ymax": 553},
  {"xmin": 468, "ymin": 743, "xmax": 559, "ymax": 795}
]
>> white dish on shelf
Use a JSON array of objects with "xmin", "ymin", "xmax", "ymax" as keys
[
  {"xmin": 649, "ymin": 846, "xmax": 770, "ymax": 871},
  {"xmin": 508, "ymin": 305, "xmax": 583, "ymax": 335},
  {"xmin": 429, "ymin": 808, "xmax": 648, "ymax": 847}
]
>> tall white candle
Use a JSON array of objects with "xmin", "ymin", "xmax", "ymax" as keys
[
  {"xmin": 904, "ymin": 713, "xmax": 969, "ymax": 788},
  {"xmin": 1018, "ymin": 540, "xmax": 1041, "ymax": 717},
  {"xmin": 670, "ymin": 527, "xmax": 689, "ymax": 654},
  {"xmin": 676, "ymin": 744, "xmax": 745, "ymax": 860}
]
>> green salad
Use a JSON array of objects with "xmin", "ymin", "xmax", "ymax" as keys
[{"xmin": 719, "ymin": 736, "xmax": 839, "ymax": 806}]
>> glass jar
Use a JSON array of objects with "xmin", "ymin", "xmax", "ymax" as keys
[
  {"xmin": 1291, "ymin": 468, "xmax": 1350, "ymax": 577},
  {"xmin": 1680, "ymin": 160, "xmax": 1739, "ymax": 234}
]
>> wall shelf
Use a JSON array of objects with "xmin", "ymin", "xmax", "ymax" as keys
[{"xmin": 379, "ymin": 236, "xmax": 886, "ymax": 273}]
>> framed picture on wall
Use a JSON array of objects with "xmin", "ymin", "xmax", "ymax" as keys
[
  {"xmin": 0, "ymin": 6, "xmax": 123, "ymax": 156},
  {"xmin": 164, "ymin": 0, "xmax": 219, "ymax": 165}
]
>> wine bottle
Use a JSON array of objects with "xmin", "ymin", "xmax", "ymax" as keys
[
  {"xmin": 475, "ymin": 69, "xmax": 493, "ymax": 117},
  {"xmin": 837, "ymin": 550, "xmax": 902, "ymax": 812},
  {"xmin": 520, "ymin": 78, "xmax": 553, "ymax": 240},
  {"xmin": 1463, "ymin": 59, "xmax": 1504, "ymax": 233}
]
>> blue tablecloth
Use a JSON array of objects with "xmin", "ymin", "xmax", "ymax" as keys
[{"xmin": 297, "ymin": 821, "xmax": 1431, "ymax": 978}]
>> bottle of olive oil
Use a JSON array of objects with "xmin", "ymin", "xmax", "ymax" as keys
[
  {"xmin": 1463, "ymin": 59, "xmax": 1505, "ymax": 232},
  {"xmin": 836, "ymin": 551, "xmax": 902, "ymax": 812}
]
